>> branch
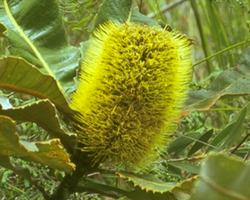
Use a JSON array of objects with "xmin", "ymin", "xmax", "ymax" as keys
[
  {"xmin": 148, "ymin": 0, "xmax": 188, "ymax": 18},
  {"xmin": 49, "ymin": 163, "xmax": 86, "ymax": 200},
  {"xmin": 49, "ymin": 151, "xmax": 97, "ymax": 200}
]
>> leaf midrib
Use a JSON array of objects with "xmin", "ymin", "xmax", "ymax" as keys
[{"xmin": 3, "ymin": 0, "xmax": 66, "ymax": 95}]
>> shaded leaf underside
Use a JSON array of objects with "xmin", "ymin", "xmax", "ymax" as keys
[{"xmin": 0, "ymin": 115, "xmax": 75, "ymax": 172}]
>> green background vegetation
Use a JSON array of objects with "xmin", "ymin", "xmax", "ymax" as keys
[{"xmin": 0, "ymin": 0, "xmax": 250, "ymax": 199}]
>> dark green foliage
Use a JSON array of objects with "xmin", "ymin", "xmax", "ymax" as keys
[{"xmin": 0, "ymin": 0, "xmax": 250, "ymax": 200}]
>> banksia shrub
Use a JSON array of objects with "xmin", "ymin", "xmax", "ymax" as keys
[{"xmin": 71, "ymin": 22, "xmax": 192, "ymax": 169}]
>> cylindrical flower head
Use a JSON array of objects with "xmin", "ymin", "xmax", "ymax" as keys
[{"xmin": 71, "ymin": 22, "xmax": 192, "ymax": 169}]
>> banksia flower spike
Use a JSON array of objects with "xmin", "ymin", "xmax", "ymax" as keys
[{"xmin": 71, "ymin": 22, "xmax": 192, "ymax": 169}]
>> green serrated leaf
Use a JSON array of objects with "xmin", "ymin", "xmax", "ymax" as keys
[
  {"xmin": 118, "ymin": 172, "xmax": 196, "ymax": 195},
  {"xmin": 0, "ymin": 56, "xmax": 72, "ymax": 114},
  {"xmin": 172, "ymin": 177, "xmax": 198, "ymax": 200},
  {"xmin": 118, "ymin": 172, "xmax": 176, "ymax": 193},
  {"xmin": 128, "ymin": 189, "xmax": 177, "ymax": 200},
  {"xmin": 77, "ymin": 173, "xmax": 196, "ymax": 200},
  {"xmin": 0, "ymin": 115, "xmax": 75, "ymax": 172},
  {"xmin": 0, "ymin": 99, "xmax": 77, "ymax": 149},
  {"xmin": 190, "ymin": 153, "xmax": 250, "ymax": 200}
]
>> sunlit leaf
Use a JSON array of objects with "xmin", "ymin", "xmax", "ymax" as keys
[
  {"xmin": 0, "ymin": 56, "xmax": 72, "ymax": 114},
  {"xmin": 0, "ymin": 99, "xmax": 77, "ymax": 149}
]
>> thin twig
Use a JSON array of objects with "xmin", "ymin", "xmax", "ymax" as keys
[
  {"xmin": 180, "ymin": 134, "xmax": 218, "ymax": 149},
  {"xmin": 167, "ymin": 154, "xmax": 206, "ymax": 162},
  {"xmin": 190, "ymin": 0, "xmax": 212, "ymax": 73},
  {"xmin": 244, "ymin": 150, "xmax": 250, "ymax": 161},
  {"xmin": 148, "ymin": 0, "xmax": 188, "ymax": 18},
  {"xmin": 193, "ymin": 38, "xmax": 250, "ymax": 68},
  {"xmin": 138, "ymin": 0, "xmax": 143, "ymax": 12},
  {"xmin": 230, "ymin": 134, "xmax": 250, "ymax": 154}
]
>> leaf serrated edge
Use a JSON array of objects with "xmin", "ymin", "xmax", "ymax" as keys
[
  {"xmin": 35, "ymin": 138, "xmax": 76, "ymax": 172},
  {"xmin": 117, "ymin": 172, "xmax": 197, "ymax": 194}
]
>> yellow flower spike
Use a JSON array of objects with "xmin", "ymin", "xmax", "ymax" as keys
[{"xmin": 71, "ymin": 22, "xmax": 192, "ymax": 170}]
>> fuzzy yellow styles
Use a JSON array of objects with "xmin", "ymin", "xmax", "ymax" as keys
[{"xmin": 71, "ymin": 22, "xmax": 192, "ymax": 169}]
